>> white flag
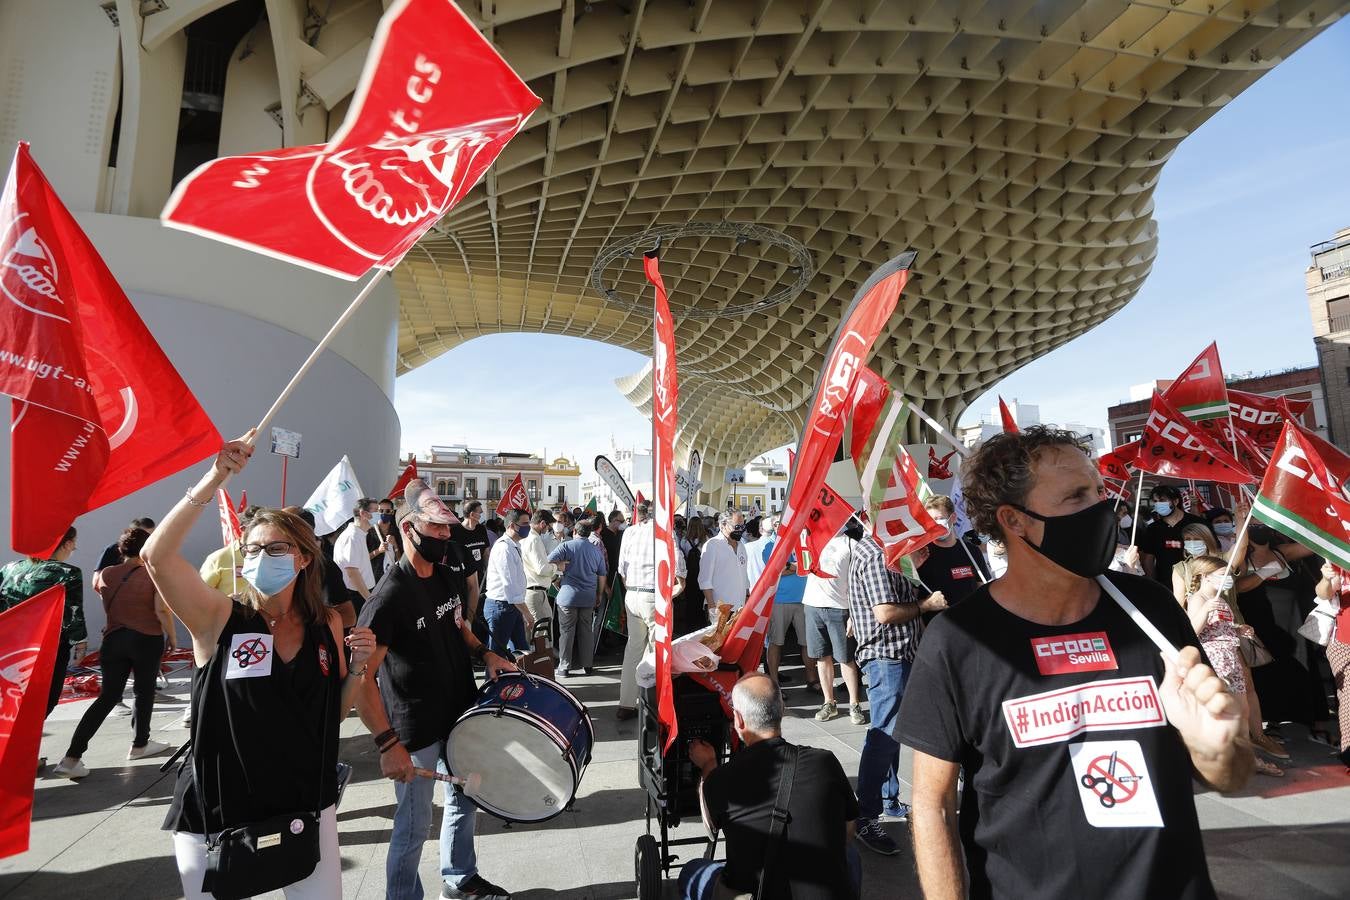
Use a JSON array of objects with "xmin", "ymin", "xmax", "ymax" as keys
[{"xmin": 303, "ymin": 456, "xmax": 365, "ymax": 536}]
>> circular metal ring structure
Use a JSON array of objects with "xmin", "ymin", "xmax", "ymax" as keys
[{"xmin": 589, "ymin": 221, "xmax": 815, "ymax": 319}]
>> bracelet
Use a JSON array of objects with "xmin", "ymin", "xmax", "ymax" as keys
[
  {"xmin": 184, "ymin": 490, "xmax": 210, "ymax": 507},
  {"xmin": 378, "ymin": 738, "xmax": 400, "ymax": 754},
  {"xmin": 350, "ymin": 664, "xmax": 369, "ymax": 678},
  {"xmin": 372, "ymin": 728, "xmax": 397, "ymax": 749}
]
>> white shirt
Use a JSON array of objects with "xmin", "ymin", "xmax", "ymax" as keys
[
  {"xmin": 986, "ymin": 548, "xmax": 1009, "ymax": 579},
  {"xmin": 802, "ymin": 534, "xmax": 854, "ymax": 609},
  {"xmin": 698, "ymin": 533, "xmax": 750, "ymax": 608},
  {"xmin": 485, "ymin": 536, "xmax": 526, "ymax": 605},
  {"xmin": 333, "ymin": 521, "xmax": 375, "ymax": 593},
  {"xmin": 744, "ymin": 535, "xmax": 772, "ymax": 589},
  {"xmin": 617, "ymin": 520, "xmax": 686, "ymax": 591},
  {"xmin": 521, "ymin": 530, "xmax": 558, "ymax": 589}
]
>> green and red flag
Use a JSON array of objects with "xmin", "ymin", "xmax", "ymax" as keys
[
  {"xmin": 1252, "ymin": 419, "xmax": 1350, "ymax": 570},
  {"xmin": 847, "ymin": 365, "xmax": 911, "ymax": 527},
  {"xmin": 1229, "ymin": 389, "xmax": 1312, "ymax": 447},
  {"xmin": 1163, "ymin": 342, "xmax": 1228, "ymax": 422}
]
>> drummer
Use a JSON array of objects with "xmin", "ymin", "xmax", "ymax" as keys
[{"xmin": 354, "ymin": 478, "xmax": 517, "ymax": 900}]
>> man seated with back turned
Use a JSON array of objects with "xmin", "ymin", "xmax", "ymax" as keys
[{"xmin": 682, "ymin": 674, "xmax": 861, "ymax": 900}]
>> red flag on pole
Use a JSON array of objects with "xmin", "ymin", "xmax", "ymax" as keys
[
  {"xmin": 797, "ymin": 481, "xmax": 855, "ymax": 578},
  {"xmin": 644, "ymin": 249, "xmax": 680, "ymax": 752},
  {"xmin": 1135, "ymin": 391, "xmax": 1253, "ymax": 484},
  {"xmin": 1252, "ymin": 419, "xmax": 1350, "ymax": 570},
  {"xmin": 496, "ymin": 473, "xmax": 531, "ymax": 516},
  {"xmin": 236, "ymin": 490, "xmax": 248, "ymax": 513},
  {"xmin": 0, "ymin": 585, "xmax": 64, "ymax": 858},
  {"xmin": 1228, "ymin": 389, "xmax": 1311, "ymax": 447},
  {"xmin": 1163, "ymin": 342, "xmax": 1228, "ymax": 422},
  {"xmin": 388, "ymin": 460, "xmax": 418, "ymax": 499},
  {"xmin": 161, "ymin": 0, "xmax": 541, "ymax": 280},
  {"xmin": 719, "ymin": 251, "xmax": 918, "ymax": 671},
  {"xmin": 877, "ymin": 449, "xmax": 948, "ymax": 569},
  {"xmin": 998, "ymin": 396, "xmax": 1019, "ymax": 433},
  {"xmin": 845, "ymin": 366, "xmax": 892, "ymax": 462},
  {"xmin": 217, "ymin": 488, "xmax": 242, "ymax": 546},
  {"xmin": 1098, "ymin": 440, "xmax": 1140, "ymax": 482},
  {"xmin": 0, "ymin": 143, "xmax": 222, "ymax": 555}
]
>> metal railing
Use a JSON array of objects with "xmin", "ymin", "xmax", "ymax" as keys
[{"xmin": 1328, "ymin": 314, "xmax": 1350, "ymax": 334}]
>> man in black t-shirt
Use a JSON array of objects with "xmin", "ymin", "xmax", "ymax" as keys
[
  {"xmin": 451, "ymin": 500, "xmax": 490, "ymax": 642},
  {"xmin": 355, "ymin": 480, "xmax": 517, "ymax": 900},
  {"xmin": 900, "ymin": 427, "xmax": 1253, "ymax": 900},
  {"xmin": 682, "ymin": 674, "xmax": 861, "ymax": 900},
  {"xmin": 1138, "ymin": 484, "xmax": 1207, "ymax": 585},
  {"xmin": 917, "ymin": 494, "xmax": 989, "ymax": 621}
]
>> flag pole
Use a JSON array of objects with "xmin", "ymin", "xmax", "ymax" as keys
[
  {"xmin": 911, "ymin": 403, "xmax": 968, "ymax": 457},
  {"xmin": 1129, "ymin": 469, "xmax": 1145, "ymax": 546},
  {"xmin": 1214, "ymin": 499, "xmax": 1256, "ymax": 594},
  {"xmin": 251, "ymin": 270, "xmax": 384, "ymax": 444},
  {"xmin": 956, "ymin": 536, "xmax": 990, "ymax": 585}
]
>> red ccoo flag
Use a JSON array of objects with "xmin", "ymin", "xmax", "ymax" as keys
[
  {"xmin": 0, "ymin": 143, "xmax": 221, "ymax": 555},
  {"xmin": 1098, "ymin": 440, "xmax": 1140, "ymax": 483},
  {"xmin": 1228, "ymin": 389, "xmax": 1311, "ymax": 447},
  {"xmin": 1163, "ymin": 342, "xmax": 1229, "ymax": 422},
  {"xmin": 0, "ymin": 585, "xmax": 64, "ymax": 858},
  {"xmin": 877, "ymin": 448, "xmax": 948, "ymax": 570},
  {"xmin": 998, "ymin": 396, "xmax": 1019, "ymax": 433},
  {"xmin": 388, "ymin": 459, "xmax": 418, "ymax": 499},
  {"xmin": 1252, "ymin": 419, "xmax": 1350, "ymax": 571},
  {"xmin": 496, "ymin": 473, "xmax": 531, "ymax": 516},
  {"xmin": 161, "ymin": 0, "xmax": 540, "ymax": 280},
  {"xmin": 1135, "ymin": 391, "xmax": 1253, "ymax": 485}
]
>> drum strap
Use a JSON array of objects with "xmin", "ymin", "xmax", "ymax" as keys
[{"xmin": 755, "ymin": 745, "xmax": 799, "ymax": 900}]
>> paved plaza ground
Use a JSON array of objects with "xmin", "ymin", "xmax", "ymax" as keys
[{"xmin": 2, "ymin": 646, "xmax": 1348, "ymax": 899}]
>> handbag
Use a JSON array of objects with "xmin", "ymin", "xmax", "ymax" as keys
[
  {"xmin": 193, "ymin": 623, "xmax": 332, "ymax": 900},
  {"xmin": 1239, "ymin": 631, "xmax": 1274, "ymax": 667},
  {"xmin": 1298, "ymin": 600, "xmax": 1339, "ymax": 647}
]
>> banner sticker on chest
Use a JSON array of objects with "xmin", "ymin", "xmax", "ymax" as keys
[
  {"xmin": 1068, "ymin": 740, "xmax": 1164, "ymax": 828},
  {"xmin": 1030, "ymin": 631, "xmax": 1119, "ymax": 676},
  {"xmin": 1002, "ymin": 675, "xmax": 1165, "ymax": 748},
  {"xmin": 226, "ymin": 633, "xmax": 274, "ymax": 679}
]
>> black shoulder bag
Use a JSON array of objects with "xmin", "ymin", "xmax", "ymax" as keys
[
  {"xmin": 720, "ymin": 745, "xmax": 799, "ymax": 900},
  {"xmin": 193, "ymin": 621, "xmax": 333, "ymax": 900}
]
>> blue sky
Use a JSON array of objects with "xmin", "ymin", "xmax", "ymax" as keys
[{"xmin": 396, "ymin": 17, "xmax": 1350, "ymax": 471}]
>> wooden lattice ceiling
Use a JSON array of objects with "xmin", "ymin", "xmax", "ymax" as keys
[{"xmin": 380, "ymin": 0, "xmax": 1348, "ymax": 467}]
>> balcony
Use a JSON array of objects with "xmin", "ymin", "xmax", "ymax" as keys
[{"xmin": 1329, "ymin": 314, "xmax": 1350, "ymax": 334}]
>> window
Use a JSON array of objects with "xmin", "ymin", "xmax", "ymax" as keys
[
  {"xmin": 487, "ymin": 478, "xmax": 500, "ymax": 499},
  {"xmin": 548, "ymin": 485, "xmax": 553, "ymax": 497},
  {"xmin": 465, "ymin": 477, "xmax": 477, "ymax": 498},
  {"xmin": 447, "ymin": 480, "xmax": 457, "ymax": 496},
  {"xmin": 436, "ymin": 478, "xmax": 450, "ymax": 496}
]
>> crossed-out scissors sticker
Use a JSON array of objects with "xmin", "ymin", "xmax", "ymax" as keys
[
  {"xmin": 1079, "ymin": 751, "xmax": 1143, "ymax": 808},
  {"xmin": 232, "ymin": 637, "xmax": 270, "ymax": 669},
  {"xmin": 225, "ymin": 633, "xmax": 274, "ymax": 679}
]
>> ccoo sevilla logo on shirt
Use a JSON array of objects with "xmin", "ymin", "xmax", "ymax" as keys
[{"xmin": 1030, "ymin": 632, "xmax": 1119, "ymax": 676}]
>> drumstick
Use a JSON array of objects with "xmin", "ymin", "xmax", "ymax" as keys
[{"xmin": 414, "ymin": 768, "xmax": 481, "ymax": 793}]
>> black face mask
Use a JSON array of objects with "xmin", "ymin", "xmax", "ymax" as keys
[
  {"xmin": 408, "ymin": 528, "xmax": 449, "ymax": 564},
  {"xmin": 728, "ymin": 526, "xmax": 746, "ymax": 541},
  {"xmin": 842, "ymin": 519, "xmax": 866, "ymax": 541},
  {"xmin": 1013, "ymin": 499, "xmax": 1118, "ymax": 578}
]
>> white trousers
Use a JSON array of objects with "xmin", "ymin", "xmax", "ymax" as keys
[
  {"xmin": 620, "ymin": 589, "xmax": 656, "ymax": 708},
  {"xmin": 173, "ymin": 805, "xmax": 341, "ymax": 900}
]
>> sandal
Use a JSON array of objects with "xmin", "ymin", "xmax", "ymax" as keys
[
  {"xmin": 1254, "ymin": 757, "xmax": 1285, "ymax": 777},
  {"xmin": 1254, "ymin": 733, "xmax": 1291, "ymax": 760}
]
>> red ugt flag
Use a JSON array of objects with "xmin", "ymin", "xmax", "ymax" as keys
[
  {"xmin": 388, "ymin": 459, "xmax": 418, "ymax": 499},
  {"xmin": 162, "ymin": 0, "xmax": 541, "ymax": 280},
  {"xmin": 1252, "ymin": 420, "xmax": 1350, "ymax": 571},
  {"xmin": 0, "ymin": 144, "xmax": 221, "ymax": 555},
  {"xmin": 496, "ymin": 473, "xmax": 531, "ymax": 516},
  {"xmin": 998, "ymin": 396, "xmax": 1019, "ymax": 433},
  {"xmin": 645, "ymin": 250, "xmax": 680, "ymax": 752},
  {"xmin": 0, "ymin": 585, "xmax": 64, "ymax": 858},
  {"xmin": 1135, "ymin": 391, "xmax": 1253, "ymax": 485},
  {"xmin": 719, "ymin": 251, "xmax": 917, "ymax": 670}
]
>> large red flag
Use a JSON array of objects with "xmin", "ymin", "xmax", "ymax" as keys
[
  {"xmin": 161, "ymin": 0, "xmax": 541, "ymax": 280},
  {"xmin": 644, "ymin": 250, "xmax": 679, "ymax": 752},
  {"xmin": 1098, "ymin": 440, "xmax": 1140, "ymax": 482},
  {"xmin": 0, "ymin": 144, "xmax": 221, "ymax": 555},
  {"xmin": 1163, "ymin": 342, "xmax": 1228, "ymax": 422},
  {"xmin": 388, "ymin": 459, "xmax": 418, "ymax": 499},
  {"xmin": 1135, "ymin": 391, "xmax": 1253, "ymax": 484},
  {"xmin": 845, "ymin": 365, "xmax": 891, "ymax": 462},
  {"xmin": 998, "ymin": 396, "xmax": 1019, "ymax": 433},
  {"xmin": 877, "ymin": 449, "xmax": 947, "ymax": 569},
  {"xmin": 1252, "ymin": 419, "xmax": 1350, "ymax": 570},
  {"xmin": 719, "ymin": 251, "xmax": 917, "ymax": 670},
  {"xmin": 798, "ymin": 481, "xmax": 855, "ymax": 578},
  {"xmin": 0, "ymin": 585, "xmax": 64, "ymax": 858},
  {"xmin": 1229, "ymin": 389, "xmax": 1311, "ymax": 447},
  {"xmin": 495, "ymin": 473, "xmax": 531, "ymax": 516}
]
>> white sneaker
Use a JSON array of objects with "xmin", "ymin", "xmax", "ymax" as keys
[
  {"xmin": 110, "ymin": 702, "xmax": 133, "ymax": 717},
  {"xmin": 175, "ymin": 710, "xmax": 193, "ymax": 729},
  {"xmin": 128, "ymin": 740, "xmax": 172, "ymax": 760},
  {"xmin": 53, "ymin": 758, "xmax": 89, "ymax": 779}
]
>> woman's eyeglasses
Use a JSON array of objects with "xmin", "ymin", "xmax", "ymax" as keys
[{"xmin": 239, "ymin": 541, "xmax": 296, "ymax": 558}]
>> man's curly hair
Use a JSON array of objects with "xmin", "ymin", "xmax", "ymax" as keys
[{"xmin": 961, "ymin": 425, "xmax": 1094, "ymax": 541}]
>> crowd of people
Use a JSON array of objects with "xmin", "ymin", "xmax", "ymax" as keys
[{"xmin": 3, "ymin": 425, "xmax": 1347, "ymax": 900}]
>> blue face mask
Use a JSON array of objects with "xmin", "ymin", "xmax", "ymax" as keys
[
  {"xmin": 1152, "ymin": 501, "xmax": 1172, "ymax": 517},
  {"xmin": 515, "ymin": 524, "xmax": 531, "ymax": 538},
  {"xmin": 242, "ymin": 552, "xmax": 299, "ymax": 597}
]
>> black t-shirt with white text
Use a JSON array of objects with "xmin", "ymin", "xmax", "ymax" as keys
[
  {"xmin": 899, "ymin": 572, "xmax": 1215, "ymax": 900},
  {"xmin": 701, "ymin": 737, "xmax": 859, "ymax": 900},
  {"xmin": 357, "ymin": 557, "xmax": 476, "ymax": 752},
  {"xmin": 1138, "ymin": 513, "xmax": 1206, "ymax": 585},
  {"xmin": 451, "ymin": 522, "xmax": 490, "ymax": 580},
  {"xmin": 918, "ymin": 540, "xmax": 989, "ymax": 621}
]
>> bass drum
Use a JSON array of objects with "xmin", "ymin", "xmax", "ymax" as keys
[{"xmin": 446, "ymin": 672, "xmax": 594, "ymax": 823}]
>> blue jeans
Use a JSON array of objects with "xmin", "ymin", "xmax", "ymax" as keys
[
  {"xmin": 858, "ymin": 657, "xmax": 911, "ymax": 820},
  {"xmin": 484, "ymin": 599, "xmax": 528, "ymax": 658},
  {"xmin": 679, "ymin": 844, "xmax": 862, "ymax": 899},
  {"xmin": 386, "ymin": 741, "xmax": 478, "ymax": 900}
]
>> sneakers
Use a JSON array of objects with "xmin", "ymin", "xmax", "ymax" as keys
[
  {"xmin": 53, "ymin": 758, "xmax": 89, "ymax": 779},
  {"xmin": 849, "ymin": 704, "xmax": 866, "ymax": 725},
  {"xmin": 128, "ymin": 740, "xmax": 172, "ymax": 760},
  {"xmin": 110, "ymin": 702, "xmax": 133, "ymax": 717},
  {"xmin": 442, "ymin": 874, "xmax": 510, "ymax": 899},
  {"xmin": 882, "ymin": 799, "xmax": 911, "ymax": 820},
  {"xmin": 557, "ymin": 669, "xmax": 573, "ymax": 678},
  {"xmin": 855, "ymin": 818, "xmax": 899, "ymax": 855},
  {"xmin": 815, "ymin": 701, "xmax": 838, "ymax": 722}
]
